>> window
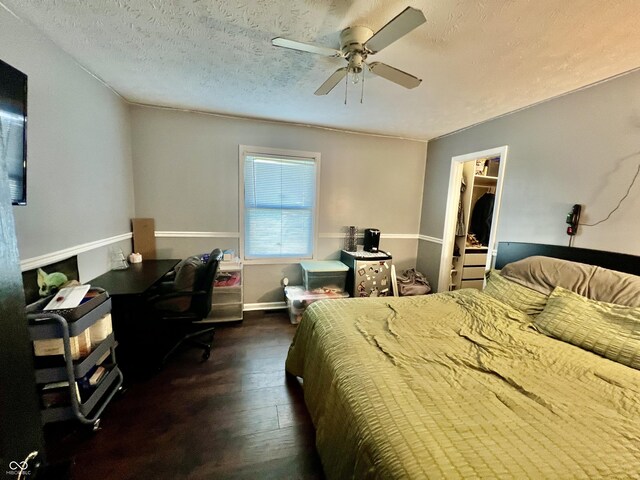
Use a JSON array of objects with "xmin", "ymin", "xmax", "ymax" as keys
[{"xmin": 240, "ymin": 146, "xmax": 320, "ymax": 261}]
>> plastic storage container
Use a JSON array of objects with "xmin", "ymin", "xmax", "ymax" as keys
[
  {"xmin": 299, "ymin": 261, "xmax": 349, "ymax": 292},
  {"xmin": 285, "ymin": 286, "xmax": 349, "ymax": 324}
]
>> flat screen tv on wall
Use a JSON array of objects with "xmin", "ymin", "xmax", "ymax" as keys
[{"xmin": 0, "ymin": 58, "xmax": 27, "ymax": 206}]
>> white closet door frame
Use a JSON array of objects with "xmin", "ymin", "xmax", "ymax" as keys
[{"xmin": 437, "ymin": 145, "xmax": 509, "ymax": 292}]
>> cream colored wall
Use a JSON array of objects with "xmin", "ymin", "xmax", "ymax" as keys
[
  {"xmin": 1, "ymin": 8, "xmax": 134, "ymax": 281},
  {"xmin": 130, "ymin": 105, "xmax": 427, "ymax": 304},
  {"xmin": 418, "ymin": 69, "xmax": 640, "ymax": 290}
]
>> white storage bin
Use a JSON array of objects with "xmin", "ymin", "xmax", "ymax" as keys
[
  {"xmin": 299, "ymin": 261, "xmax": 348, "ymax": 292},
  {"xmin": 285, "ymin": 286, "xmax": 349, "ymax": 324}
]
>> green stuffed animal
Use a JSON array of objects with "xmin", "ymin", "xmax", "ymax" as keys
[{"xmin": 37, "ymin": 268, "xmax": 68, "ymax": 297}]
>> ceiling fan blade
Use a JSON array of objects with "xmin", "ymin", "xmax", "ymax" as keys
[
  {"xmin": 368, "ymin": 62, "xmax": 422, "ymax": 89},
  {"xmin": 314, "ymin": 67, "xmax": 348, "ymax": 95},
  {"xmin": 364, "ymin": 7, "xmax": 426, "ymax": 54},
  {"xmin": 272, "ymin": 37, "xmax": 342, "ymax": 57}
]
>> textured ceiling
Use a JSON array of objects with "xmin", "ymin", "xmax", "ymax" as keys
[{"xmin": 4, "ymin": 0, "xmax": 640, "ymax": 140}]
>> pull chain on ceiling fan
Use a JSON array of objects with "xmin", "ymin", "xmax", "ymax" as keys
[{"xmin": 272, "ymin": 7, "xmax": 426, "ymax": 99}]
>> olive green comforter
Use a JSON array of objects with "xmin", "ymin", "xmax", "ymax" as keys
[{"xmin": 285, "ymin": 289, "xmax": 640, "ymax": 479}]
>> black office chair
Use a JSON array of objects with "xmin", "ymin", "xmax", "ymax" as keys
[{"xmin": 146, "ymin": 248, "xmax": 223, "ymax": 366}]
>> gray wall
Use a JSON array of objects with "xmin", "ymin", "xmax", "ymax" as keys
[
  {"xmin": 130, "ymin": 105, "xmax": 427, "ymax": 304},
  {"xmin": 418, "ymin": 69, "xmax": 640, "ymax": 290},
  {"xmin": 1, "ymin": 8, "xmax": 135, "ymax": 281}
]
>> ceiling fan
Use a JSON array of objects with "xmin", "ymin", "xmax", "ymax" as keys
[{"xmin": 272, "ymin": 7, "xmax": 426, "ymax": 96}]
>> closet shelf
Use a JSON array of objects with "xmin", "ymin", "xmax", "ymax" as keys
[{"xmin": 473, "ymin": 175, "xmax": 498, "ymax": 186}]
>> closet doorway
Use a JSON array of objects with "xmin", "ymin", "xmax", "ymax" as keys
[{"xmin": 437, "ymin": 146, "xmax": 508, "ymax": 292}]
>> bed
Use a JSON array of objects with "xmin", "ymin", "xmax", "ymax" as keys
[{"xmin": 285, "ymin": 242, "xmax": 640, "ymax": 479}]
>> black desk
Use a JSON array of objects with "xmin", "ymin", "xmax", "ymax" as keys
[
  {"xmin": 90, "ymin": 259, "xmax": 180, "ymax": 379},
  {"xmin": 90, "ymin": 259, "xmax": 180, "ymax": 296}
]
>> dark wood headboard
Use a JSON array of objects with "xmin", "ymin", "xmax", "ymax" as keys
[{"xmin": 495, "ymin": 242, "xmax": 640, "ymax": 276}]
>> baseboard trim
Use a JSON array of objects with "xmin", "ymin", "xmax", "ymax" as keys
[
  {"xmin": 418, "ymin": 235, "xmax": 443, "ymax": 244},
  {"xmin": 244, "ymin": 301, "xmax": 287, "ymax": 311},
  {"xmin": 20, "ymin": 233, "xmax": 133, "ymax": 271}
]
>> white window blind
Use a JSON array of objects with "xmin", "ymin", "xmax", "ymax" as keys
[{"xmin": 243, "ymin": 152, "xmax": 318, "ymax": 260}]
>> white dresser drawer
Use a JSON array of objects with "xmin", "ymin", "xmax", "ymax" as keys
[
  {"xmin": 460, "ymin": 279, "xmax": 484, "ymax": 290},
  {"xmin": 464, "ymin": 253, "xmax": 487, "ymax": 266},
  {"xmin": 462, "ymin": 266, "xmax": 485, "ymax": 280}
]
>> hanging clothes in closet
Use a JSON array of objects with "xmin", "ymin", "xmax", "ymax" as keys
[
  {"xmin": 455, "ymin": 176, "xmax": 467, "ymax": 237},
  {"xmin": 469, "ymin": 192, "xmax": 495, "ymax": 246}
]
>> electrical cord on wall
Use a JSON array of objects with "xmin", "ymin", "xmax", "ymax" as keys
[{"xmin": 580, "ymin": 160, "xmax": 640, "ymax": 227}]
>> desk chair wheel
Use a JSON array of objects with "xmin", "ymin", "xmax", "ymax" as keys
[{"xmin": 84, "ymin": 419, "xmax": 101, "ymax": 433}]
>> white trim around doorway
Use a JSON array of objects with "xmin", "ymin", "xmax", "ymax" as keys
[{"xmin": 437, "ymin": 146, "xmax": 509, "ymax": 292}]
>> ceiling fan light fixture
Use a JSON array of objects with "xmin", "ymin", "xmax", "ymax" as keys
[
  {"xmin": 347, "ymin": 52, "xmax": 365, "ymax": 85},
  {"xmin": 272, "ymin": 6, "xmax": 426, "ymax": 98},
  {"xmin": 349, "ymin": 69, "xmax": 362, "ymax": 85}
]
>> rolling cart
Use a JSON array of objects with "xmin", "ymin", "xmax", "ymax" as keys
[{"xmin": 26, "ymin": 290, "xmax": 123, "ymax": 430}]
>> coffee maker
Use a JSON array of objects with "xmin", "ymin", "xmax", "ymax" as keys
[{"xmin": 363, "ymin": 228, "xmax": 381, "ymax": 252}]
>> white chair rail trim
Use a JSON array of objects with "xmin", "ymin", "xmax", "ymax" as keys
[
  {"xmin": 155, "ymin": 231, "xmax": 241, "ymax": 238},
  {"xmin": 20, "ymin": 232, "xmax": 438, "ymax": 272},
  {"xmin": 318, "ymin": 233, "xmax": 418, "ymax": 239},
  {"xmin": 418, "ymin": 235, "xmax": 444, "ymax": 244},
  {"xmin": 157, "ymin": 231, "xmax": 420, "ymax": 240},
  {"xmin": 20, "ymin": 233, "xmax": 133, "ymax": 271}
]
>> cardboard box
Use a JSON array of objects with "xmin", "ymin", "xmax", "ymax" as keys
[{"xmin": 131, "ymin": 217, "xmax": 156, "ymax": 260}]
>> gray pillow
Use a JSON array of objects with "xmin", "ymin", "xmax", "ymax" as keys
[
  {"xmin": 173, "ymin": 256, "xmax": 202, "ymax": 291},
  {"xmin": 155, "ymin": 256, "xmax": 202, "ymax": 312},
  {"xmin": 501, "ymin": 256, "xmax": 640, "ymax": 307}
]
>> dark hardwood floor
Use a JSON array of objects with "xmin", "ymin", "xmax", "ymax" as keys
[{"xmin": 44, "ymin": 310, "xmax": 325, "ymax": 480}]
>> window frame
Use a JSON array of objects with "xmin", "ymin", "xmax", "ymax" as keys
[{"xmin": 239, "ymin": 145, "xmax": 321, "ymax": 264}]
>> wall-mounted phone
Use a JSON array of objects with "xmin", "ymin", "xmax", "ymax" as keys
[{"xmin": 566, "ymin": 204, "xmax": 581, "ymax": 236}]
